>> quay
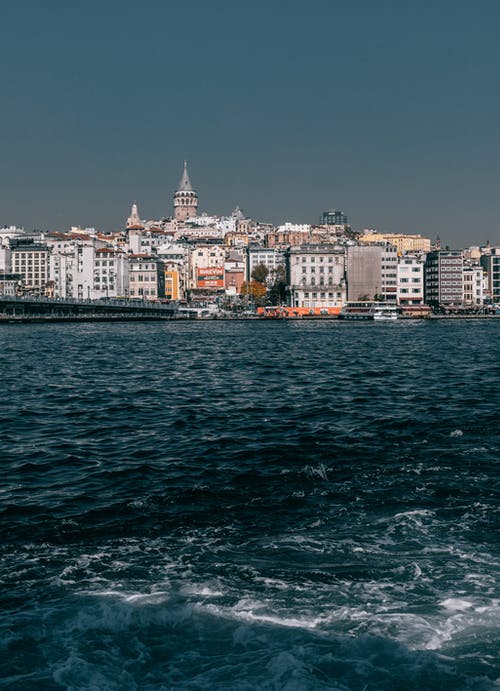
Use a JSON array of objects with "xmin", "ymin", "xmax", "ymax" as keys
[{"xmin": 0, "ymin": 296, "xmax": 186, "ymax": 321}]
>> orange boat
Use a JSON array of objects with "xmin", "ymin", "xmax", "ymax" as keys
[{"xmin": 257, "ymin": 306, "xmax": 341, "ymax": 318}]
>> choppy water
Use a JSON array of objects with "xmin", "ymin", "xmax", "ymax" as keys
[{"xmin": 0, "ymin": 320, "xmax": 499, "ymax": 690}]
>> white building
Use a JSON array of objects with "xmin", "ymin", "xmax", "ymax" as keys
[
  {"xmin": 462, "ymin": 264, "xmax": 484, "ymax": 306},
  {"xmin": 247, "ymin": 246, "xmax": 286, "ymax": 285},
  {"xmin": 278, "ymin": 222, "xmax": 311, "ymax": 234},
  {"xmin": 92, "ymin": 248, "xmax": 129, "ymax": 299},
  {"xmin": 397, "ymin": 255, "xmax": 424, "ymax": 305},
  {"xmin": 287, "ymin": 244, "xmax": 346, "ymax": 309}
]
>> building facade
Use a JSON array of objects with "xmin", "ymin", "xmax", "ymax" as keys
[
  {"xmin": 396, "ymin": 255, "xmax": 424, "ymax": 305},
  {"xmin": 11, "ymin": 242, "xmax": 49, "ymax": 295},
  {"xmin": 128, "ymin": 255, "xmax": 165, "ymax": 299},
  {"xmin": 287, "ymin": 244, "xmax": 346, "ymax": 309},
  {"xmin": 424, "ymin": 250, "xmax": 464, "ymax": 307}
]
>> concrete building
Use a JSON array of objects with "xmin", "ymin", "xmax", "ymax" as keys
[
  {"xmin": 173, "ymin": 161, "xmax": 198, "ymax": 221},
  {"xmin": 0, "ymin": 274, "xmax": 20, "ymax": 296},
  {"xmin": 164, "ymin": 264, "xmax": 181, "ymax": 300},
  {"xmin": 346, "ymin": 245, "xmax": 398, "ymax": 302},
  {"xmin": 287, "ymin": 244, "xmax": 346, "ymax": 309},
  {"xmin": 424, "ymin": 250, "xmax": 464, "ymax": 307},
  {"xmin": 128, "ymin": 255, "xmax": 165, "ymax": 299},
  {"xmin": 247, "ymin": 246, "xmax": 286, "ymax": 285},
  {"xmin": 11, "ymin": 241, "xmax": 50, "ymax": 295},
  {"xmin": 480, "ymin": 248, "xmax": 500, "ymax": 304},
  {"xmin": 397, "ymin": 255, "xmax": 424, "ymax": 305},
  {"xmin": 93, "ymin": 248, "xmax": 129, "ymax": 299},
  {"xmin": 319, "ymin": 210, "xmax": 348, "ymax": 226}
]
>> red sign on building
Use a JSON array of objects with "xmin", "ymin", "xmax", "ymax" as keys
[{"xmin": 197, "ymin": 267, "xmax": 224, "ymax": 289}]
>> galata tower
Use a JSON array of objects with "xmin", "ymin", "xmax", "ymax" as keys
[{"xmin": 173, "ymin": 161, "xmax": 198, "ymax": 221}]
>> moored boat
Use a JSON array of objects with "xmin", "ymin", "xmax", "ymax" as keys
[{"xmin": 339, "ymin": 301, "xmax": 398, "ymax": 320}]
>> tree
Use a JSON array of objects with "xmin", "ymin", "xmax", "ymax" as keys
[
  {"xmin": 240, "ymin": 280, "xmax": 267, "ymax": 306},
  {"xmin": 268, "ymin": 265, "xmax": 287, "ymax": 305},
  {"xmin": 251, "ymin": 263, "xmax": 269, "ymax": 285}
]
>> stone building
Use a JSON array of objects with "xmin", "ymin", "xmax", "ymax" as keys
[
  {"xmin": 173, "ymin": 161, "xmax": 198, "ymax": 221},
  {"xmin": 287, "ymin": 244, "xmax": 346, "ymax": 309}
]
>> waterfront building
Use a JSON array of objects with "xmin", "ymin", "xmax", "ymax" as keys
[
  {"xmin": 462, "ymin": 263, "xmax": 485, "ymax": 306},
  {"xmin": 346, "ymin": 245, "xmax": 397, "ymax": 302},
  {"xmin": 11, "ymin": 241, "xmax": 49, "ymax": 295},
  {"xmin": 128, "ymin": 255, "xmax": 165, "ymax": 299},
  {"xmin": 480, "ymin": 247, "xmax": 500, "ymax": 304},
  {"xmin": 359, "ymin": 230, "xmax": 431, "ymax": 254},
  {"xmin": 93, "ymin": 248, "xmax": 129, "ymax": 299},
  {"xmin": 0, "ymin": 245, "xmax": 11, "ymax": 272},
  {"xmin": 173, "ymin": 161, "xmax": 198, "ymax": 221},
  {"xmin": 424, "ymin": 250, "xmax": 464, "ymax": 307},
  {"xmin": 397, "ymin": 255, "xmax": 424, "ymax": 305},
  {"xmin": 0, "ymin": 273, "xmax": 20, "ymax": 296},
  {"xmin": 287, "ymin": 244, "xmax": 346, "ymax": 309}
]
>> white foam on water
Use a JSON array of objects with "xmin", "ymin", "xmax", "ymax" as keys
[
  {"xmin": 440, "ymin": 598, "xmax": 474, "ymax": 612},
  {"xmin": 180, "ymin": 583, "xmax": 225, "ymax": 597},
  {"xmin": 450, "ymin": 429, "xmax": 464, "ymax": 437}
]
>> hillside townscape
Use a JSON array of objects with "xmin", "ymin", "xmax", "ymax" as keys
[{"xmin": 1, "ymin": 163, "xmax": 499, "ymax": 318}]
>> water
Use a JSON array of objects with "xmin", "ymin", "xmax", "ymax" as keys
[{"xmin": 0, "ymin": 320, "xmax": 498, "ymax": 690}]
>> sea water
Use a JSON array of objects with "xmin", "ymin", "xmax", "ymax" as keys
[{"xmin": 0, "ymin": 320, "xmax": 498, "ymax": 690}]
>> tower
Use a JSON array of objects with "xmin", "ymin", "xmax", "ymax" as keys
[
  {"xmin": 126, "ymin": 203, "xmax": 143, "ymax": 229},
  {"xmin": 173, "ymin": 161, "xmax": 198, "ymax": 221}
]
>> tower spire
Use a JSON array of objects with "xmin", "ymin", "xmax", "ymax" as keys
[{"xmin": 177, "ymin": 160, "xmax": 193, "ymax": 192}]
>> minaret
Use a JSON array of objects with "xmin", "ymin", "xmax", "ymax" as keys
[
  {"xmin": 173, "ymin": 161, "xmax": 198, "ymax": 221},
  {"xmin": 126, "ymin": 203, "xmax": 143, "ymax": 229}
]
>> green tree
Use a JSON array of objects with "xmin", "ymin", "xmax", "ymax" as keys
[
  {"xmin": 251, "ymin": 263, "xmax": 269, "ymax": 285},
  {"xmin": 268, "ymin": 265, "xmax": 287, "ymax": 305}
]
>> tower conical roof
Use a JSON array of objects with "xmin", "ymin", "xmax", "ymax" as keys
[{"xmin": 177, "ymin": 160, "xmax": 193, "ymax": 192}]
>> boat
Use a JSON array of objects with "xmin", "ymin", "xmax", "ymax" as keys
[
  {"xmin": 373, "ymin": 304, "xmax": 398, "ymax": 320},
  {"xmin": 339, "ymin": 301, "xmax": 398, "ymax": 320}
]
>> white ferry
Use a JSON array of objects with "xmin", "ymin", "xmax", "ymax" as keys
[{"xmin": 339, "ymin": 302, "xmax": 398, "ymax": 321}]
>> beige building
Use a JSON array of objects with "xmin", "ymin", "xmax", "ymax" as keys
[
  {"xmin": 188, "ymin": 245, "xmax": 226, "ymax": 290},
  {"xmin": 359, "ymin": 231, "xmax": 431, "ymax": 254},
  {"xmin": 11, "ymin": 243, "xmax": 49, "ymax": 295},
  {"xmin": 128, "ymin": 255, "xmax": 165, "ymax": 299}
]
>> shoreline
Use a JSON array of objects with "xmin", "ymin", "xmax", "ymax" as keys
[{"xmin": 0, "ymin": 313, "xmax": 499, "ymax": 324}]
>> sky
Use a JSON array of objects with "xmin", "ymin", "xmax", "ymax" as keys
[{"xmin": 1, "ymin": 0, "xmax": 499, "ymax": 247}]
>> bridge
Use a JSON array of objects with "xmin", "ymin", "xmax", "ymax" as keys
[{"xmin": 0, "ymin": 296, "xmax": 185, "ymax": 320}]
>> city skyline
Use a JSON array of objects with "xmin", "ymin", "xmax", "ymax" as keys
[{"xmin": 1, "ymin": 0, "xmax": 499, "ymax": 247}]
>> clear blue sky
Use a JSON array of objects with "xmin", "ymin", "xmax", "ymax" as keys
[{"xmin": 1, "ymin": 0, "xmax": 499, "ymax": 247}]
